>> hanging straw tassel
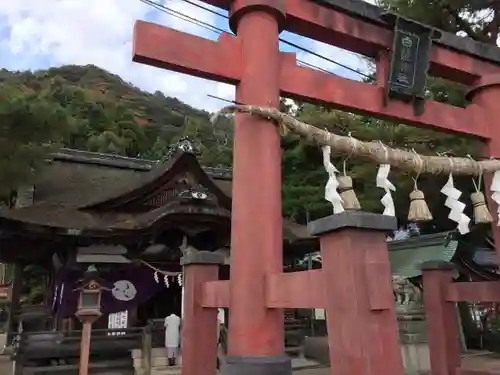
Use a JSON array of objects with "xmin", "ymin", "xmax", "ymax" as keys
[
  {"xmin": 469, "ymin": 163, "xmax": 492, "ymax": 224},
  {"xmin": 408, "ymin": 152, "xmax": 432, "ymax": 222},
  {"xmin": 336, "ymin": 133, "xmax": 361, "ymax": 210},
  {"xmin": 338, "ymin": 175, "xmax": 361, "ymax": 210},
  {"xmin": 470, "ymin": 191, "xmax": 493, "ymax": 224},
  {"xmin": 408, "ymin": 189, "xmax": 433, "ymax": 222}
]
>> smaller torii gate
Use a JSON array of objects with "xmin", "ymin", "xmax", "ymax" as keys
[{"xmin": 133, "ymin": 1, "xmax": 500, "ymax": 375}]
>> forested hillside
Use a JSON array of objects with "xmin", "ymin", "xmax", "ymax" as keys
[
  {"xmin": 0, "ymin": 61, "xmax": 484, "ymax": 233},
  {"xmin": 0, "ymin": 64, "xmax": 234, "ymax": 195},
  {"xmin": 0, "ymin": 64, "xmax": 229, "ymax": 158}
]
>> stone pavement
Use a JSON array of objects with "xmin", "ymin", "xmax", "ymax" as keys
[
  {"xmin": 0, "ymin": 334, "xmax": 9, "ymax": 375},
  {"xmin": 461, "ymin": 352, "xmax": 500, "ymax": 374},
  {"xmin": 292, "ymin": 353, "xmax": 500, "ymax": 375},
  {"xmin": 0, "ymin": 356, "xmax": 12, "ymax": 375},
  {"xmin": 2, "ymin": 350, "xmax": 500, "ymax": 375},
  {"xmin": 293, "ymin": 367, "xmax": 330, "ymax": 375}
]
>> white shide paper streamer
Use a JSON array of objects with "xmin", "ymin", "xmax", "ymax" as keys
[
  {"xmin": 490, "ymin": 170, "xmax": 500, "ymax": 226},
  {"xmin": 322, "ymin": 146, "xmax": 344, "ymax": 214},
  {"xmin": 376, "ymin": 164, "xmax": 396, "ymax": 216},
  {"xmin": 441, "ymin": 173, "xmax": 470, "ymax": 234}
]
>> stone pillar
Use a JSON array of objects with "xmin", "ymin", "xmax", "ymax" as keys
[
  {"xmin": 308, "ymin": 211, "xmax": 404, "ymax": 375},
  {"xmin": 180, "ymin": 251, "xmax": 224, "ymax": 375},
  {"xmin": 421, "ymin": 261, "xmax": 460, "ymax": 375},
  {"xmin": 467, "ymin": 78, "xmax": 500, "ymax": 263},
  {"xmin": 224, "ymin": 1, "xmax": 290, "ymax": 375}
]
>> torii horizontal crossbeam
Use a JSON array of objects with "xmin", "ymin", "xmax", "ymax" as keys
[
  {"xmin": 179, "ymin": 0, "xmax": 500, "ymax": 85},
  {"xmin": 133, "ymin": 21, "xmax": 490, "ymax": 139}
]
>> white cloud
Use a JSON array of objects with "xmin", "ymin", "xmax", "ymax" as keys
[
  {"xmin": 0, "ymin": 0, "xmax": 371, "ymax": 112},
  {"xmin": 0, "ymin": 0, "xmax": 234, "ymax": 111}
]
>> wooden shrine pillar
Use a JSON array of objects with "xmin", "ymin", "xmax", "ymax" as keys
[
  {"xmin": 224, "ymin": 1, "xmax": 290, "ymax": 375},
  {"xmin": 467, "ymin": 79, "xmax": 500, "ymax": 263},
  {"xmin": 180, "ymin": 251, "xmax": 224, "ymax": 375},
  {"xmin": 308, "ymin": 211, "xmax": 403, "ymax": 375},
  {"xmin": 421, "ymin": 261, "xmax": 461, "ymax": 375},
  {"xmin": 6, "ymin": 264, "xmax": 23, "ymax": 347}
]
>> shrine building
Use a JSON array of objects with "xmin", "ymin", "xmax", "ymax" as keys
[
  {"xmin": 0, "ymin": 139, "xmax": 314, "ymax": 352},
  {"xmin": 0, "ymin": 138, "xmax": 498, "ymax": 373}
]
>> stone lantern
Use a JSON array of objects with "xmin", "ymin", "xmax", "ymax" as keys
[{"xmin": 75, "ymin": 265, "xmax": 103, "ymax": 375}]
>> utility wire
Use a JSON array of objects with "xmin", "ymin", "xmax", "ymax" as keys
[
  {"xmin": 141, "ymin": 0, "xmax": 224, "ymax": 34},
  {"xmin": 140, "ymin": 0, "xmax": 336, "ymax": 75},
  {"xmin": 140, "ymin": 0, "xmax": 373, "ymax": 80}
]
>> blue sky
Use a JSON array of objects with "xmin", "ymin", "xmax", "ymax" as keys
[{"xmin": 0, "ymin": 0, "xmax": 370, "ymax": 111}]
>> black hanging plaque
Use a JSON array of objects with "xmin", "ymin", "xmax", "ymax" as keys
[
  {"xmin": 388, "ymin": 28, "xmax": 421, "ymax": 97},
  {"xmin": 381, "ymin": 14, "xmax": 442, "ymax": 113}
]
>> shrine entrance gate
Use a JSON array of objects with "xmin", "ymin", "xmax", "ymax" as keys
[{"xmin": 132, "ymin": 1, "xmax": 500, "ymax": 375}]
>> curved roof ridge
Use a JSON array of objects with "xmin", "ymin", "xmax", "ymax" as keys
[
  {"xmin": 54, "ymin": 148, "xmax": 155, "ymax": 171},
  {"xmin": 81, "ymin": 139, "xmax": 232, "ymax": 210}
]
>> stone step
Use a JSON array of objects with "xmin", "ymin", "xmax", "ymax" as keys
[
  {"xmin": 133, "ymin": 356, "xmax": 182, "ymax": 368},
  {"xmin": 132, "ymin": 348, "xmax": 177, "ymax": 359},
  {"xmin": 135, "ymin": 365, "xmax": 182, "ymax": 375},
  {"xmin": 152, "ymin": 367, "xmax": 181, "ymax": 375}
]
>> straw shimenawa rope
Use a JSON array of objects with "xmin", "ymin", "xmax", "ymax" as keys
[{"xmin": 211, "ymin": 105, "xmax": 499, "ymax": 176}]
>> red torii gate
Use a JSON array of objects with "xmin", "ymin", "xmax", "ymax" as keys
[{"xmin": 132, "ymin": 1, "xmax": 500, "ymax": 375}]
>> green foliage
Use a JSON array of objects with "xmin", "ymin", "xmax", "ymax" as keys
[
  {"xmin": 173, "ymin": 117, "xmax": 233, "ymax": 167},
  {"xmin": 0, "ymin": 56, "xmax": 485, "ymax": 234},
  {"xmin": 0, "ymin": 65, "xmax": 230, "ymax": 198},
  {"xmin": 20, "ymin": 265, "xmax": 46, "ymax": 305},
  {"xmin": 377, "ymin": 0, "xmax": 499, "ymax": 45},
  {"xmin": 0, "ymin": 83, "xmax": 73, "ymax": 198},
  {"xmin": 0, "ymin": 65, "xmax": 216, "ymax": 162}
]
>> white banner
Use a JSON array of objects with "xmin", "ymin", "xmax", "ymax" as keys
[
  {"xmin": 314, "ymin": 309, "xmax": 325, "ymax": 320},
  {"xmin": 107, "ymin": 310, "xmax": 128, "ymax": 336}
]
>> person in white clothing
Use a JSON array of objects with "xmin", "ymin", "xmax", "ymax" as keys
[
  {"xmin": 164, "ymin": 313, "xmax": 181, "ymax": 366},
  {"xmin": 216, "ymin": 308, "xmax": 225, "ymax": 369}
]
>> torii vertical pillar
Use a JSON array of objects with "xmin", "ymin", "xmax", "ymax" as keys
[
  {"xmin": 421, "ymin": 261, "xmax": 460, "ymax": 375},
  {"xmin": 308, "ymin": 211, "xmax": 404, "ymax": 375},
  {"xmin": 223, "ymin": 1, "xmax": 290, "ymax": 375},
  {"xmin": 467, "ymin": 78, "xmax": 500, "ymax": 263},
  {"xmin": 181, "ymin": 251, "xmax": 225, "ymax": 375}
]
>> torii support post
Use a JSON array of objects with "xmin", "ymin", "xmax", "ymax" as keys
[
  {"xmin": 420, "ymin": 261, "xmax": 461, "ymax": 375},
  {"xmin": 467, "ymin": 78, "xmax": 500, "ymax": 263},
  {"xmin": 223, "ymin": 2, "xmax": 290, "ymax": 375},
  {"xmin": 180, "ymin": 251, "xmax": 225, "ymax": 375},
  {"xmin": 308, "ymin": 211, "xmax": 403, "ymax": 375}
]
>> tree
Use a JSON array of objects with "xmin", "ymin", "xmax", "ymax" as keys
[
  {"xmin": 378, "ymin": 0, "xmax": 500, "ymax": 45},
  {"xmin": 0, "ymin": 85, "xmax": 73, "ymax": 200}
]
